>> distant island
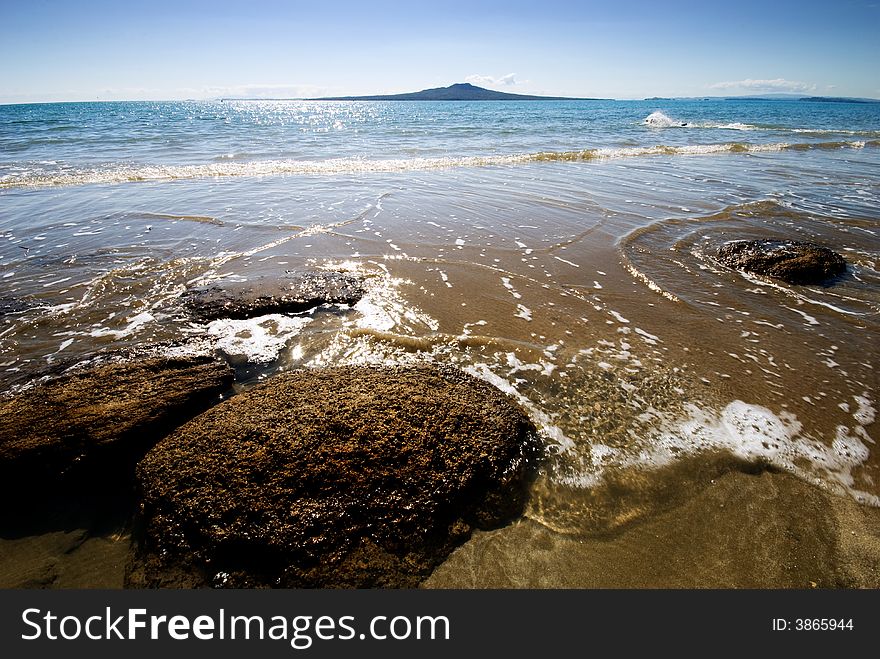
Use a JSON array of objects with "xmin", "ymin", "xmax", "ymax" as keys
[
  {"xmin": 218, "ymin": 85, "xmax": 880, "ymax": 104},
  {"xmin": 310, "ymin": 82, "xmax": 597, "ymax": 101},
  {"xmin": 730, "ymin": 95, "xmax": 878, "ymax": 103},
  {"xmin": 799, "ymin": 96, "xmax": 878, "ymax": 104},
  {"xmin": 644, "ymin": 94, "xmax": 879, "ymax": 103}
]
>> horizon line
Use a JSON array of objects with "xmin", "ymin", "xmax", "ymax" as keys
[{"xmin": 3, "ymin": 94, "xmax": 880, "ymax": 107}]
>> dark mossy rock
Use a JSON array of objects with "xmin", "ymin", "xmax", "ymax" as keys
[
  {"xmin": 128, "ymin": 365, "xmax": 540, "ymax": 588},
  {"xmin": 716, "ymin": 240, "xmax": 846, "ymax": 284},
  {"xmin": 0, "ymin": 356, "xmax": 234, "ymax": 497},
  {"xmin": 182, "ymin": 272, "xmax": 366, "ymax": 322}
]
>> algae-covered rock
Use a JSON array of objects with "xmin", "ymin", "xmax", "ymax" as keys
[
  {"xmin": 0, "ymin": 356, "xmax": 234, "ymax": 494},
  {"xmin": 182, "ymin": 271, "xmax": 366, "ymax": 322},
  {"xmin": 129, "ymin": 365, "xmax": 540, "ymax": 588},
  {"xmin": 716, "ymin": 240, "xmax": 846, "ymax": 284}
]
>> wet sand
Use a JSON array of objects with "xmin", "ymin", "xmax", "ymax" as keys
[
  {"xmin": 6, "ymin": 469, "xmax": 876, "ymax": 589},
  {"xmin": 426, "ymin": 469, "xmax": 880, "ymax": 588},
  {"xmin": 0, "ymin": 493, "xmax": 131, "ymax": 588},
  {"xmin": 1, "ymin": 153, "xmax": 877, "ymax": 588}
]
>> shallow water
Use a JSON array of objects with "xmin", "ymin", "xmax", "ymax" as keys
[{"xmin": 1, "ymin": 99, "xmax": 878, "ymax": 586}]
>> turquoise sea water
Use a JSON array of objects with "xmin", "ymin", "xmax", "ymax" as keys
[
  {"xmin": 2, "ymin": 99, "xmax": 879, "ymax": 184},
  {"xmin": 1, "ymin": 98, "xmax": 879, "ymax": 585}
]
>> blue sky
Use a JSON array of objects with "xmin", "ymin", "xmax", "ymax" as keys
[{"xmin": 1, "ymin": 0, "xmax": 878, "ymax": 103}]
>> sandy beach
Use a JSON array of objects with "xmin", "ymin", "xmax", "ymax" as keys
[{"xmin": 1, "ymin": 99, "xmax": 878, "ymax": 589}]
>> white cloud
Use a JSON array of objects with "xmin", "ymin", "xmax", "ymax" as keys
[
  {"xmin": 465, "ymin": 73, "xmax": 522, "ymax": 87},
  {"xmin": 707, "ymin": 78, "xmax": 817, "ymax": 93}
]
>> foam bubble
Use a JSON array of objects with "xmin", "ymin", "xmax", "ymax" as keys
[
  {"xmin": 561, "ymin": 399, "xmax": 878, "ymax": 505},
  {"xmin": 206, "ymin": 314, "xmax": 312, "ymax": 363},
  {"xmin": 634, "ymin": 327, "xmax": 661, "ymax": 344},
  {"xmin": 349, "ymin": 274, "xmax": 438, "ymax": 334},
  {"xmin": 515, "ymin": 304, "xmax": 533, "ymax": 321},
  {"xmin": 782, "ymin": 305, "xmax": 820, "ymax": 326},
  {"xmin": 90, "ymin": 311, "xmax": 155, "ymax": 338},
  {"xmin": 853, "ymin": 394, "xmax": 876, "ymax": 426},
  {"xmin": 501, "ymin": 276, "xmax": 522, "ymax": 299}
]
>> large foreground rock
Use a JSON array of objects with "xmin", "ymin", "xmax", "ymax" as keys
[
  {"xmin": 0, "ymin": 356, "xmax": 234, "ymax": 495},
  {"xmin": 183, "ymin": 272, "xmax": 366, "ymax": 322},
  {"xmin": 128, "ymin": 365, "xmax": 540, "ymax": 588},
  {"xmin": 716, "ymin": 240, "xmax": 846, "ymax": 284}
]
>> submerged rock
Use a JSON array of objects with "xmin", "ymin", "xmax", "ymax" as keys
[
  {"xmin": 0, "ymin": 356, "xmax": 234, "ymax": 495},
  {"xmin": 182, "ymin": 271, "xmax": 366, "ymax": 322},
  {"xmin": 0, "ymin": 297, "xmax": 35, "ymax": 317},
  {"xmin": 715, "ymin": 240, "xmax": 846, "ymax": 284},
  {"xmin": 128, "ymin": 365, "xmax": 540, "ymax": 588}
]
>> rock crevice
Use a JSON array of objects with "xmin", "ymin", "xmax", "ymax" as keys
[{"xmin": 0, "ymin": 356, "xmax": 234, "ymax": 497}]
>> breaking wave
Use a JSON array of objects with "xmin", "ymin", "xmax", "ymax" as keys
[
  {"xmin": 643, "ymin": 111, "xmax": 880, "ymax": 135},
  {"xmin": 644, "ymin": 111, "xmax": 757, "ymax": 130},
  {"xmin": 644, "ymin": 111, "xmax": 688, "ymax": 128},
  {"xmin": 1, "ymin": 140, "xmax": 877, "ymax": 189}
]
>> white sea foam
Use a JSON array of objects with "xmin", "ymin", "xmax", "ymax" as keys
[
  {"xmin": 640, "ymin": 113, "xmax": 880, "ymax": 135},
  {"xmin": 853, "ymin": 394, "xmax": 876, "ymax": 427},
  {"xmin": 460, "ymin": 319, "xmax": 487, "ymax": 337},
  {"xmin": 340, "ymin": 263, "xmax": 438, "ymax": 334},
  {"xmin": 3, "ymin": 140, "xmax": 876, "ymax": 189},
  {"xmin": 644, "ymin": 111, "xmax": 685, "ymax": 128},
  {"xmin": 206, "ymin": 314, "xmax": 312, "ymax": 364},
  {"xmin": 557, "ymin": 399, "xmax": 878, "ymax": 505},
  {"xmin": 623, "ymin": 262, "xmax": 681, "ymax": 302},
  {"xmin": 703, "ymin": 122, "xmax": 758, "ymax": 131},
  {"xmin": 501, "ymin": 276, "xmax": 522, "ymax": 299},
  {"xmin": 634, "ymin": 327, "xmax": 661, "ymax": 344},
  {"xmin": 90, "ymin": 311, "xmax": 155, "ymax": 338},
  {"xmin": 56, "ymin": 338, "xmax": 74, "ymax": 352},
  {"xmin": 791, "ymin": 128, "xmax": 880, "ymax": 136},
  {"xmin": 465, "ymin": 362, "xmax": 575, "ymax": 453},
  {"xmin": 782, "ymin": 305, "xmax": 820, "ymax": 326}
]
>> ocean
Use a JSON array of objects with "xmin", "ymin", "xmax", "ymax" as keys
[{"xmin": 1, "ymin": 98, "xmax": 878, "ymax": 586}]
